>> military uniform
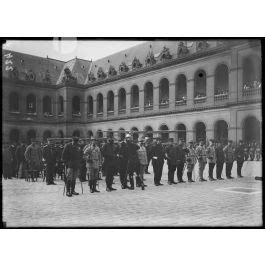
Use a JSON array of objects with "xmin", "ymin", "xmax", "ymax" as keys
[
  {"xmin": 249, "ymin": 145, "xmax": 255, "ymax": 161},
  {"xmin": 165, "ymin": 143, "xmax": 178, "ymax": 184},
  {"xmin": 118, "ymin": 141, "xmax": 129, "ymax": 189},
  {"xmin": 176, "ymin": 144, "xmax": 187, "ymax": 183},
  {"xmin": 223, "ymin": 143, "xmax": 234, "ymax": 179},
  {"xmin": 215, "ymin": 144, "xmax": 225, "ymax": 180},
  {"xmin": 234, "ymin": 142, "xmax": 245, "ymax": 177},
  {"xmin": 243, "ymin": 146, "xmax": 249, "ymax": 161},
  {"xmin": 186, "ymin": 143, "xmax": 196, "ymax": 182},
  {"xmin": 195, "ymin": 144, "xmax": 207, "ymax": 181},
  {"xmin": 256, "ymin": 145, "xmax": 261, "ymax": 161},
  {"xmin": 206, "ymin": 144, "xmax": 216, "ymax": 181},
  {"xmin": 43, "ymin": 143, "xmax": 57, "ymax": 184}
]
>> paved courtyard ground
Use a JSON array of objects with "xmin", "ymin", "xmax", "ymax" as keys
[{"xmin": 2, "ymin": 161, "xmax": 262, "ymax": 227}]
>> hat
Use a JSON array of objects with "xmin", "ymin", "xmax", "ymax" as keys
[
  {"xmin": 125, "ymin": 134, "xmax": 131, "ymax": 138},
  {"xmin": 72, "ymin": 136, "xmax": 79, "ymax": 141},
  {"xmin": 139, "ymin": 137, "xmax": 145, "ymax": 142},
  {"xmin": 90, "ymin": 136, "xmax": 95, "ymax": 140},
  {"xmin": 188, "ymin": 140, "xmax": 193, "ymax": 144},
  {"xmin": 155, "ymin": 136, "xmax": 161, "ymax": 140}
]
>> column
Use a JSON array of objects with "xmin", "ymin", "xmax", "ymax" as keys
[
  {"xmin": 114, "ymin": 93, "xmax": 118, "ymax": 116},
  {"xmin": 169, "ymin": 83, "xmax": 175, "ymax": 110},
  {"xmin": 139, "ymin": 89, "xmax": 144, "ymax": 114},
  {"xmin": 93, "ymin": 98, "xmax": 97, "ymax": 119},
  {"xmin": 229, "ymin": 49, "xmax": 238, "ymax": 104},
  {"xmin": 169, "ymin": 131, "xmax": 176, "ymax": 143},
  {"xmin": 228, "ymin": 109, "xmax": 237, "ymax": 142},
  {"xmin": 103, "ymin": 96, "xmax": 107, "ymax": 119},
  {"xmin": 153, "ymin": 86, "xmax": 159, "ymax": 111},
  {"xmin": 187, "ymin": 79, "xmax": 194, "ymax": 108},
  {"xmin": 206, "ymin": 75, "xmax": 214, "ymax": 106},
  {"xmin": 126, "ymin": 91, "xmax": 130, "ymax": 114}
]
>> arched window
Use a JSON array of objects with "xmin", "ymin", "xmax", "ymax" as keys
[
  {"xmin": 87, "ymin": 130, "xmax": 93, "ymax": 138},
  {"xmin": 119, "ymin": 128, "xmax": 126, "ymax": 141},
  {"xmin": 72, "ymin": 130, "xmax": 80, "ymax": 137},
  {"xmin": 87, "ymin": 95, "xmax": 93, "ymax": 114},
  {"xmin": 97, "ymin": 93, "xmax": 103, "ymax": 114},
  {"xmin": 72, "ymin": 96, "xmax": 80, "ymax": 115},
  {"xmin": 243, "ymin": 56, "xmax": 261, "ymax": 89},
  {"xmin": 58, "ymin": 96, "xmax": 64, "ymax": 114},
  {"xmin": 243, "ymin": 116, "xmax": 261, "ymax": 144},
  {"xmin": 194, "ymin": 70, "xmax": 206, "ymax": 100},
  {"xmin": 195, "ymin": 122, "xmax": 206, "ymax": 142},
  {"xmin": 118, "ymin": 88, "xmax": 126, "ymax": 112},
  {"xmin": 107, "ymin": 129, "xmax": 113, "ymax": 138},
  {"xmin": 159, "ymin": 124, "xmax": 169, "ymax": 142},
  {"xmin": 144, "ymin": 126, "xmax": 153, "ymax": 139},
  {"xmin": 58, "ymin": 130, "xmax": 64, "ymax": 138},
  {"xmin": 43, "ymin": 130, "xmax": 52, "ymax": 143},
  {"xmin": 131, "ymin": 127, "xmax": 139, "ymax": 142},
  {"xmin": 159, "ymin": 78, "xmax": 169, "ymax": 107},
  {"xmin": 97, "ymin": 130, "xmax": 103, "ymax": 139},
  {"xmin": 131, "ymin": 85, "xmax": 139, "ymax": 109},
  {"xmin": 43, "ymin": 96, "xmax": 52, "ymax": 114},
  {"xmin": 176, "ymin": 124, "xmax": 186, "ymax": 142},
  {"xmin": 175, "ymin": 74, "xmax": 187, "ymax": 103},
  {"xmin": 107, "ymin": 91, "xmax": 114, "ymax": 112},
  {"xmin": 26, "ymin": 129, "xmax": 36, "ymax": 144},
  {"xmin": 214, "ymin": 64, "xmax": 229, "ymax": 95},
  {"xmin": 144, "ymin": 82, "xmax": 153, "ymax": 108},
  {"xmin": 214, "ymin": 120, "xmax": 228, "ymax": 143},
  {"xmin": 9, "ymin": 129, "xmax": 20, "ymax": 143},
  {"xmin": 26, "ymin": 94, "xmax": 36, "ymax": 113},
  {"xmin": 9, "ymin": 92, "xmax": 19, "ymax": 112}
]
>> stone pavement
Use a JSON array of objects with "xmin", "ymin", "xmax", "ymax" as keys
[{"xmin": 2, "ymin": 161, "xmax": 262, "ymax": 227}]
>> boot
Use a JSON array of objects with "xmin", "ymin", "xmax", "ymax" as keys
[
  {"xmin": 66, "ymin": 180, "xmax": 72, "ymax": 197},
  {"xmin": 129, "ymin": 176, "xmax": 134, "ymax": 190},
  {"xmin": 187, "ymin": 172, "xmax": 194, "ymax": 182},
  {"xmin": 93, "ymin": 180, "xmax": 100, "ymax": 192},
  {"xmin": 89, "ymin": 180, "xmax": 94, "ymax": 193},
  {"xmin": 136, "ymin": 176, "xmax": 141, "ymax": 187},
  {"xmin": 71, "ymin": 179, "xmax": 79, "ymax": 195}
]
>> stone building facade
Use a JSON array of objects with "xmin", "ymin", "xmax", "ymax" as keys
[{"xmin": 2, "ymin": 40, "xmax": 262, "ymax": 144}]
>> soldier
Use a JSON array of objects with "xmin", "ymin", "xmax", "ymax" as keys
[
  {"xmin": 102, "ymin": 137, "xmax": 118, "ymax": 192},
  {"xmin": 118, "ymin": 137, "xmax": 129, "ymax": 189},
  {"xmin": 186, "ymin": 140, "xmax": 196, "ymax": 182},
  {"xmin": 165, "ymin": 139, "xmax": 178, "ymax": 185},
  {"xmin": 2, "ymin": 143, "xmax": 13, "ymax": 179},
  {"xmin": 79, "ymin": 139, "xmax": 87, "ymax": 182},
  {"xmin": 195, "ymin": 140, "xmax": 207, "ymax": 182},
  {"xmin": 15, "ymin": 141, "xmax": 27, "ymax": 179},
  {"xmin": 176, "ymin": 139, "xmax": 187, "ymax": 183},
  {"xmin": 126, "ymin": 134, "xmax": 142, "ymax": 190},
  {"xmin": 255, "ymin": 143, "xmax": 261, "ymax": 161},
  {"xmin": 9, "ymin": 142, "xmax": 18, "ymax": 178},
  {"xmin": 223, "ymin": 140, "xmax": 234, "ymax": 179},
  {"xmin": 136, "ymin": 137, "xmax": 148, "ymax": 190},
  {"xmin": 150, "ymin": 137, "xmax": 165, "ymax": 186},
  {"xmin": 249, "ymin": 143, "xmax": 255, "ymax": 161},
  {"xmin": 234, "ymin": 140, "xmax": 245, "ymax": 178},
  {"xmin": 24, "ymin": 139, "xmax": 43, "ymax": 182},
  {"xmin": 206, "ymin": 139, "xmax": 216, "ymax": 181},
  {"xmin": 215, "ymin": 141, "xmax": 225, "ymax": 180},
  {"xmin": 43, "ymin": 139, "xmax": 57, "ymax": 185},
  {"xmin": 83, "ymin": 137, "xmax": 101, "ymax": 193},
  {"xmin": 243, "ymin": 143, "xmax": 249, "ymax": 161},
  {"xmin": 55, "ymin": 142, "xmax": 64, "ymax": 180},
  {"xmin": 62, "ymin": 136, "xmax": 82, "ymax": 197},
  {"xmin": 144, "ymin": 136, "xmax": 153, "ymax": 174}
]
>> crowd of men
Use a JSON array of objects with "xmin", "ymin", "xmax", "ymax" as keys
[{"xmin": 2, "ymin": 135, "xmax": 262, "ymax": 198}]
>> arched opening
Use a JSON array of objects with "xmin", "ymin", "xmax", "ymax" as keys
[
  {"xmin": 131, "ymin": 127, "xmax": 139, "ymax": 142},
  {"xmin": 195, "ymin": 122, "xmax": 206, "ymax": 142},
  {"xmin": 159, "ymin": 124, "xmax": 169, "ymax": 142},
  {"xmin": 9, "ymin": 92, "xmax": 19, "ymax": 112},
  {"xmin": 144, "ymin": 82, "xmax": 153, "ymax": 108},
  {"xmin": 107, "ymin": 91, "xmax": 114, "ymax": 112},
  {"xmin": 43, "ymin": 130, "xmax": 52, "ymax": 143},
  {"xmin": 131, "ymin": 85, "xmax": 139, "ymax": 109},
  {"xmin": 175, "ymin": 74, "xmax": 187, "ymax": 103},
  {"xmin": 9, "ymin": 129, "xmax": 20, "ymax": 143},
  {"xmin": 214, "ymin": 120, "xmax": 228, "ymax": 143},
  {"xmin": 87, "ymin": 130, "xmax": 93, "ymax": 138},
  {"xmin": 72, "ymin": 130, "xmax": 80, "ymax": 137},
  {"xmin": 58, "ymin": 96, "xmax": 64, "ymax": 114},
  {"xmin": 97, "ymin": 130, "xmax": 103, "ymax": 139},
  {"xmin": 176, "ymin": 124, "xmax": 186, "ymax": 142},
  {"xmin": 26, "ymin": 94, "xmax": 36, "ymax": 113},
  {"xmin": 144, "ymin": 126, "xmax": 153, "ymax": 139},
  {"xmin": 72, "ymin": 96, "xmax": 80, "ymax": 115},
  {"xmin": 159, "ymin": 78, "xmax": 169, "ymax": 106},
  {"xmin": 243, "ymin": 56, "xmax": 261, "ymax": 89},
  {"xmin": 58, "ymin": 130, "xmax": 64, "ymax": 138},
  {"xmin": 97, "ymin": 93, "xmax": 103, "ymax": 114},
  {"xmin": 87, "ymin": 95, "xmax": 93, "ymax": 114},
  {"xmin": 107, "ymin": 129, "xmax": 113, "ymax": 138},
  {"xmin": 43, "ymin": 96, "xmax": 52, "ymax": 114},
  {"xmin": 243, "ymin": 116, "xmax": 261, "ymax": 144},
  {"xmin": 26, "ymin": 129, "xmax": 36, "ymax": 144},
  {"xmin": 118, "ymin": 88, "xmax": 126, "ymax": 111},
  {"xmin": 214, "ymin": 64, "xmax": 229, "ymax": 95},
  {"xmin": 119, "ymin": 128, "xmax": 126, "ymax": 141},
  {"xmin": 194, "ymin": 70, "xmax": 206, "ymax": 99}
]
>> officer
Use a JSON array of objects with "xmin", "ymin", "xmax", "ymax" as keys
[
  {"xmin": 195, "ymin": 139, "xmax": 207, "ymax": 182},
  {"xmin": 234, "ymin": 140, "xmax": 245, "ymax": 178},
  {"xmin": 102, "ymin": 137, "xmax": 118, "ymax": 192},
  {"xmin": 55, "ymin": 142, "xmax": 64, "ymax": 180},
  {"xmin": 150, "ymin": 136, "xmax": 165, "ymax": 186},
  {"xmin": 144, "ymin": 136, "xmax": 153, "ymax": 174},
  {"xmin": 137, "ymin": 137, "xmax": 148, "ymax": 190},
  {"xmin": 255, "ymin": 144, "xmax": 261, "ymax": 161},
  {"xmin": 249, "ymin": 143, "xmax": 255, "ymax": 161},
  {"xmin": 118, "ymin": 136, "xmax": 129, "ymax": 189},
  {"xmin": 206, "ymin": 139, "xmax": 216, "ymax": 181},
  {"xmin": 243, "ymin": 143, "xmax": 249, "ymax": 161},
  {"xmin": 126, "ymin": 134, "xmax": 141, "ymax": 190},
  {"xmin": 223, "ymin": 140, "xmax": 234, "ymax": 179},
  {"xmin": 62, "ymin": 136, "xmax": 82, "ymax": 197},
  {"xmin": 165, "ymin": 138, "xmax": 178, "ymax": 185},
  {"xmin": 215, "ymin": 141, "xmax": 225, "ymax": 180},
  {"xmin": 43, "ymin": 139, "xmax": 57, "ymax": 185},
  {"xmin": 186, "ymin": 140, "xmax": 196, "ymax": 182},
  {"xmin": 176, "ymin": 138, "xmax": 187, "ymax": 183},
  {"xmin": 79, "ymin": 139, "xmax": 87, "ymax": 182}
]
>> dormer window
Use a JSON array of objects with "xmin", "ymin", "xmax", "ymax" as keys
[{"xmin": 20, "ymin": 59, "xmax": 24, "ymax": 63}]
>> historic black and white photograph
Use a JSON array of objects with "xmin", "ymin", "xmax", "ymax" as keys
[{"xmin": 1, "ymin": 39, "xmax": 262, "ymax": 227}]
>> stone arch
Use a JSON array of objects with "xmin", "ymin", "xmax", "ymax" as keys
[
  {"xmin": 194, "ymin": 69, "xmax": 207, "ymax": 98},
  {"xmin": 144, "ymin": 81, "xmax": 154, "ymax": 107},
  {"xmin": 43, "ymin": 95, "xmax": 52, "ymax": 114},
  {"xmin": 159, "ymin": 78, "xmax": 169, "ymax": 106},
  {"xmin": 214, "ymin": 120, "xmax": 228, "ymax": 143},
  {"xmin": 175, "ymin": 74, "xmax": 187, "ymax": 102},
  {"xmin": 26, "ymin": 93, "xmax": 37, "ymax": 113},
  {"xmin": 214, "ymin": 64, "xmax": 229, "ymax": 95},
  {"xmin": 194, "ymin": 121, "xmax": 206, "ymax": 142},
  {"xmin": 159, "ymin": 124, "xmax": 169, "ymax": 142},
  {"xmin": 242, "ymin": 116, "xmax": 261, "ymax": 143},
  {"xmin": 176, "ymin": 123, "xmax": 186, "ymax": 142}
]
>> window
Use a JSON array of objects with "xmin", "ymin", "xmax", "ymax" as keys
[{"xmin": 9, "ymin": 92, "xmax": 19, "ymax": 112}]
